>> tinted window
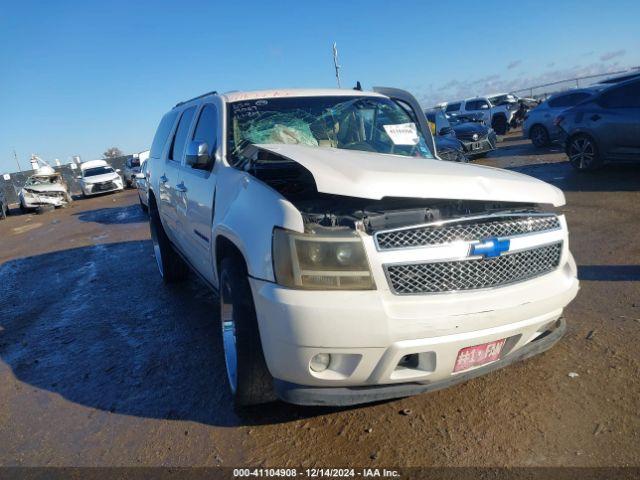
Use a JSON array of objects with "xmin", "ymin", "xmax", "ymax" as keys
[
  {"xmin": 548, "ymin": 92, "xmax": 591, "ymax": 108},
  {"xmin": 169, "ymin": 107, "xmax": 197, "ymax": 162},
  {"xmin": 191, "ymin": 104, "xmax": 219, "ymax": 171},
  {"xmin": 466, "ymin": 100, "xmax": 489, "ymax": 111},
  {"xmin": 599, "ymin": 82, "xmax": 640, "ymax": 108},
  {"xmin": 445, "ymin": 103, "xmax": 461, "ymax": 112},
  {"xmin": 150, "ymin": 111, "xmax": 178, "ymax": 158}
]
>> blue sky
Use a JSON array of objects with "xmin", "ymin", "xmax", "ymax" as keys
[{"xmin": 1, "ymin": 0, "xmax": 638, "ymax": 173}]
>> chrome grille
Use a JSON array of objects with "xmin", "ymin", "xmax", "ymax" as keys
[
  {"xmin": 385, "ymin": 242, "xmax": 562, "ymax": 294},
  {"xmin": 375, "ymin": 215, "xmax": 560, "ymax": 250}
]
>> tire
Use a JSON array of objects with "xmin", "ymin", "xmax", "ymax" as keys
[
  {"xmin": 0, "ymin": 204, "xmax": 6, "ymax": 220},
  {"xmin": 492, "ymin": 115, "xmax": 508, "ymax": 135},
  {"xmin": 219, "ymin": 255, "xmax": 275, "ymax": 407},
  {"xmin": 530, "ymin": 125, "xmax": 550, "ymax": 148},
  {"xmin": 139, "ymin": 194, "xmax": 148, "ymax": 213},
  {"xmin": 149, "ymin": 200, "xmax": 189, "ymax": 283},
  {"xmin": 567, "ymin": 134, "xmax": 601, "ymax": 171}
]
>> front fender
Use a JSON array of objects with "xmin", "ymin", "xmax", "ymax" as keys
[{"xmin": 212, "ymin": 167, "xmax": 304, "ymax": 284}]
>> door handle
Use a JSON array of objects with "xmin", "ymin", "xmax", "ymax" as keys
[
  {"xmin": 159, "ymin": 174, "xmax": 168, "ymax": 184},
  {"xmin": 590, "ymin": 114, "xmax": 601, "ymax": 121},
  {"xmin": 176, "ymin": 182, "xmax": 187, "ymax": 193}
]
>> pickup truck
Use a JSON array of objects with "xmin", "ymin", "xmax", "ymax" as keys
[
  {"xmin": 147, "ymin": 87, "xmax": 579, "ymax": 407},
  {"xmin": 442, "ymin": 96, "xmax": 517, "ymax": 135}
]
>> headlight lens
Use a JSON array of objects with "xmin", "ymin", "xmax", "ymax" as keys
[{"xmin": 273, "ymin": 227, "xmax": 376, "ymax": 290}]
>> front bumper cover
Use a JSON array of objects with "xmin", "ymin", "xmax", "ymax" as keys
[{"xmin": 274, "ymin": 317, "xmax": 565, "ymax": 406}]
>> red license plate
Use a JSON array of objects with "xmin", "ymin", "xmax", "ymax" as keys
[{"xmin": 453, "ymin": 338, "xmax": 506, "ymax": 373}]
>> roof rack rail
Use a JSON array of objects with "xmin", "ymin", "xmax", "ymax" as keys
[{"xmin": 175, "ymin": 90, "xmax": 218, "ymax": 107}]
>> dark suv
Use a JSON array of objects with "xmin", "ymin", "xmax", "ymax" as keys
[{"xmin": 557, "ymin": 78, "xmax": 640, "ymax": 171}]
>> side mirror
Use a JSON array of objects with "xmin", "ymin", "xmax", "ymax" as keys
[
  {"xmin": 186, "ymin": 140, "xmax": 212, "ymax": 169},
  {"xmin": 115, "ymin": 169, "xmax": 121, "ymax": 173}
]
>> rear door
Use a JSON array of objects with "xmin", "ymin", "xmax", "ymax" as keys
[
  {"xmin": 177, "ymin": 101, "xmax": 221, "ymax": 284},
  {"xmin": 159, "ymin": 106, "xmax": 197, "ymax": 244},
  {"xmin": 594, "ymin": 81, "xmax": 640, "ymax": 161}
]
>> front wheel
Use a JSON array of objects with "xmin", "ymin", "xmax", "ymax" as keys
[
  {"xmin": 567, "ymin": 135, "xmax": 601, "ymax": 171},
  {"xmin": 492, "ymin": 115, "xmax": 508, "ymax": 135},
  {"xmin": 530, "ymin": 125, "xmax": 550, "ymax": 148},
  {"xmin": 219, "ymin": 255, "xmax": 275, "ymax": 407}
]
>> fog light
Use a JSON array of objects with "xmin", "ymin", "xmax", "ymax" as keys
[{"xmin": 310, "ymin": 353, "xmax": 331, "ymax": 372}]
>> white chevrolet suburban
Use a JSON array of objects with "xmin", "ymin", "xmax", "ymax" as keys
[{"xmin": 147, "ymin": 87, "xmax": 579, "ymax": 407}]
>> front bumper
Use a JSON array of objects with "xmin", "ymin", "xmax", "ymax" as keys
[
  {"xmin": 250, "ymin": 257, "xmax": 578, "ymax": 401},
  {"xmin": 83, "ymin": 180, "xmax": 124, "ymax": 196},
  {"xmin": 275, "ymin": 317, "xmax": 565, "ymax": 406},
  {"xmin": 460, "ymin": 134, "xmax": 497, "ymax": 156}
]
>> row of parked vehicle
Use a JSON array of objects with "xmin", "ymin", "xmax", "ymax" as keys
[{"xmin": 523, "ymin": 72, "xmax": 640, "ymax": 170}]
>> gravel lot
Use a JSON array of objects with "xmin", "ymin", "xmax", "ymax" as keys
[{"xmin": 1, "ymin": 135, "xmax": 639, "ymax": 467}]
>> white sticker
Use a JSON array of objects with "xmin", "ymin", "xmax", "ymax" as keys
[
  {"xmin": 383, "ymin": 123, "xmax": 419, "ymax": 145},
  {"xmin": 3, "ymin": 173, "xmax": 9, "ymax": 181}
]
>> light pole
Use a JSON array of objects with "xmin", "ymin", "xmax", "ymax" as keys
[{"xmin": 332, "ymin": 42, "xmax": 341, "ymax": 88}]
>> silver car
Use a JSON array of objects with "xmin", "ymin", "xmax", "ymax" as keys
[{"xmin": 524, "ymin": 88, "xmax": 600, "ymax": 147}]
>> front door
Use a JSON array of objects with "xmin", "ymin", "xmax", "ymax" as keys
[{"xmin": 177, "ymin": 102, "xmax": 220, "ymax": 284}]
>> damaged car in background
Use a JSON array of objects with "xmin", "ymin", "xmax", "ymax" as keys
[
  {"xmin": 146, "ymin": 86, "xmax": 579, "ymax": 407},
  {"xmin": 19, "ymin": 166, "xmax": 72, "ymax": 212}
]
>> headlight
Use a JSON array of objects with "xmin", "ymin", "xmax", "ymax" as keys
[{"xmin": 273, "ymin": 227, "xmax": 376, "ymax": 290}]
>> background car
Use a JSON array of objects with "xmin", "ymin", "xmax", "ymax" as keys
[
  {"xmin": 19, "ymin": 168, "xmax": 72, "ymax": 212},
  {"xmin": 0, "ymin": 190, "xmax": 8, "ymax": 219},
  {"xmin": 441, "ymin": 96, "xmax": 516, "ymax": 135},
  {"xmin": 123, "ymin": 156, "xmax": 141, "ymax": 188},
  {"xmin": 135, "ymin": 158, "xmax": 149, "ymax": 212},
  {"xmin": 427, "ymin": 109, "xmax": 495, "ymax": 159},
  {"xmin": 557, "ymin": 77, "xmax": 640, "ymax": 171},
  {"xmin": 425, "ymin": 110, "xmax": 468, "ymax": 162},
  {"xmin": 78, "ymin": 160, "xmax": 124, "ymax": 196},
  {"xmin": 524, "ymin": 87, "xmax": 600, "ymax": 147}
]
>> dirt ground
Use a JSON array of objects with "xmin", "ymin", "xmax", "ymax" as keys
[{"xmin": 0, "ymin": 135, "xmax": 639, "ymax": 468}]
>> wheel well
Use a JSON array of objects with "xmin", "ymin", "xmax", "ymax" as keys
[
  {"xmin": 492, "ymin": 113, "xmax": 507, "ymax": 123},
  {"xmin": 215, "ymin": 236, "xmax": 247, "ymax": 277}
]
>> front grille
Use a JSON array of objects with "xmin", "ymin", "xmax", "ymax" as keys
[
  {"xmin": 385, "ymin": 242, "xmax": 563, "ymax": 294},
  {"xmin": 375, "ymin": 215, "xmax": 560, "ymax": 250},
  {"xmin": 93, "ymin": 181, "xmax": 115, "ymax": 191},
  {"xmin": 457, "ymin": 132, "xmax": 486, "ymax": 141}
]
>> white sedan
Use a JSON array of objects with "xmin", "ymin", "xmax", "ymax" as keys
[{"xmin": 78, "ymin": 160, "xmax": 124, "ymax": 197}]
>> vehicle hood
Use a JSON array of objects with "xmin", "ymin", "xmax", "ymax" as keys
[
  {"xmin": 82, "ymin": 172, "xmax": 121, "ymax": 184},
  {"xmin": 255, "ymin": 144, "xmax": 565, "ymax": 206},
  {"xmin": 452, "ymin": 122, "xmax": 489, "ymax": 136},
  {"xmin": 22, "ymin": 183, "xmax": 69, "ymax": 194},
  {"xmin": 434, "ymin": 136, "xmax": 463, "ymax": 152}
]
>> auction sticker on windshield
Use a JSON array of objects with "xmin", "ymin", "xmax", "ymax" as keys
[
  {"xmin": 383, "ymin": 122, "xmax": 419, "ymax": 145},
  {"xmin": 453, "ymin": 338, "xmax": 506, "ymax": 373}
]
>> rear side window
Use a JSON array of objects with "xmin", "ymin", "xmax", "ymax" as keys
[
  {"xmin": 445, "ymin": 103, "xmax": 461, "ymax": 112},
  {"xmin": 548, "ymin": 92, "xmax": 591, "ymax": 108},
  {"xmin": 150, "ymin": 111, "xmax": 178, "ymax": 158},
  {"xmin": 169, "ymin": 107, "xmax": 197, "ymax": 162},
  {"xmin": 190, "ymin": 104, "xmax": 219, "ymax": 171},
  {"xmin": 599, "ymin": 82, "xmax": 640, "ymax": 108}
]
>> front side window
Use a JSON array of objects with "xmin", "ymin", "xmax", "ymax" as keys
[
  {"xmin": 190, "ymin": 104, "xmax": 219, "ymax": 171},
  {"xmin": 227, "ymin": 96, "xmax": 434, "ymax": 165},
  {"xmin": 169, "ymin": 107, "xmax": 196, "ymax": 162}
]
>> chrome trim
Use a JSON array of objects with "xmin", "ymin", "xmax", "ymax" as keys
[
  {"xmin": 373, "ymin": 213, "xmax": 560, "ymax": 252},
  {"xmin": 383, "ymin": 241, "xmax": 564, "ymax": 296}
]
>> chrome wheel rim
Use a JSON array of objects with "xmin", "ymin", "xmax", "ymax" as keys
[
  {"xmin": 569, "ymin": 138, "xmax": 595, "ymax": 169},
  {"xmin": 220, "ymin": 277, "xmax": 238, "ymax": 393}
]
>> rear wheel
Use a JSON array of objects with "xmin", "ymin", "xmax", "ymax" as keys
[
  {"xmin": 530, "ymin": 125, "xmax": 550, "ymax": 148},
  {"xmin": 567, "ymin": 134, "xmax": 601, "ymax": 171},
  {"xmin": 0, "ymin": 203, "xmax": 6, "ymax": 220},
  {"xmin": 492, "ymin": 115, "xmax": 508, "ymax": 135},
  {"xmin": 219, "ymin": 255, "xmax": 275, "ymax": 407},
  {"xmin": 138, "ymin": 193, "xmax": 148, "ymax": 213},
  {"xmin": 149, "ymin": 199, "xmax": 189, "ymax": 283}
]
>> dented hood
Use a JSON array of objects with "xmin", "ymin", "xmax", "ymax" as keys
[{"xmin": 256, "ymin": 144, "xmax": 565, "ymax": 206}]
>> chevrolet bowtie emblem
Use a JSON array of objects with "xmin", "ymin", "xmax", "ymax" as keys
[{"xmin": 470, "ymin": 237, "xmax": 510, "ymax": 258}]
